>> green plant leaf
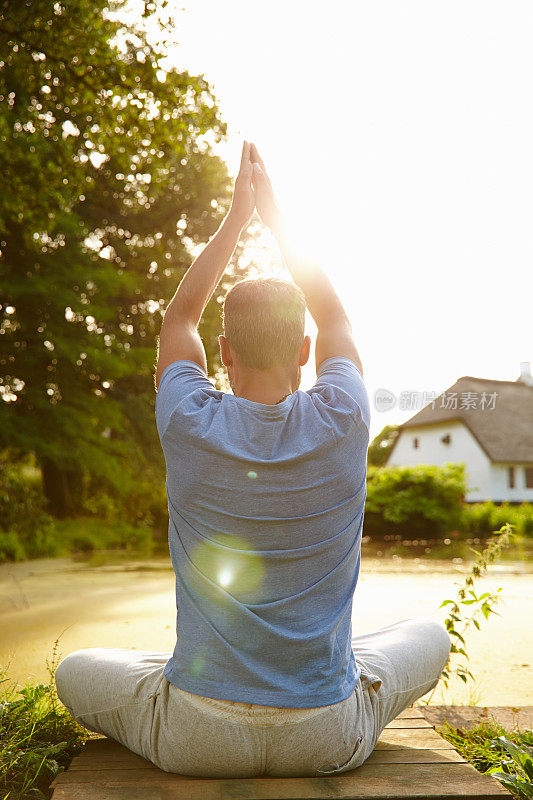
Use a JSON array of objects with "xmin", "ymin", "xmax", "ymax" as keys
[
  {"xmin": 498, "ymin": 735, "xmax": 533, "ymax": 772},
  {"xmin": 491, "ymin": 771, "xmax": 533, "ymax": 800}
]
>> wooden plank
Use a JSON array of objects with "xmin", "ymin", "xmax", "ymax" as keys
[
  {"xmin": 68, "ymin": 753, "xmax": 154, "ymax": 772},
  {"xmin": 74, "ymin": 737, "xmax": 124, "ymax": 755},
  {"xmin": 384, "ymin": 707, "xmax": 425, "ymax": 719},
  {"xmin": 53, "ymin": 768, "xmax": 175, "ymax": 785},
  {"xmin": 374, "ymin": 729, "xmax": 457, "ymax": 749},
  {"xmin": 69, "ymin": 741, "xmax": 150, "ymax": 768},
  {"xmin": 364, "ymin": 748, "xmax": 464, "ymax": 765},
  {"xmin": 395, "ymin": 706, "xmax": 425, "ymax": 718},
  {"xmin": 384, "ymin": 718, "xmax": 432, "ymax": 728},
  {"xmin": 51, "ymin": 788, "xmax": 164, "ymax": 800},
  {"xmin": 51, "ymin": 763, "xmax": 510, "ymax": 799}
]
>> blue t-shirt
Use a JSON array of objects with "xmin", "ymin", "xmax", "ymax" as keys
[{"xmin": 155, "ymin": 356, "xmax": 370, "ymax": 708}]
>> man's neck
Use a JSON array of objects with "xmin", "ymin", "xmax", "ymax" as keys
[{"xmin": 232, "ymin": 368, "xmax": 297, "ymax": 405}]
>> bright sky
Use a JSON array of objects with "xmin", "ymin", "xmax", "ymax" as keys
[{"xmin": 164, "ymin": 1, "xmax": 532, "ymax": 437}]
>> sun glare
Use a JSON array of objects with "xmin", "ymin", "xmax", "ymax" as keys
[{"xmin": 166, "ymin": 1, "xmax": 532, "ymax": 436}]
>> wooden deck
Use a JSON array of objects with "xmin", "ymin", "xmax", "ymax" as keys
[{"xmin": 50, "ymin": 707, "xmax": 510, "ymax": 800}]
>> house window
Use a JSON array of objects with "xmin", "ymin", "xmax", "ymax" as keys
[
  {"xmin": 526, "ymin": 467, "xmax": 533, "ymax": 489},
  {"xmin": 508, "ymin": 467, "xmax": 515, "ymax": 489},
  {"xmin": 413, "ymin": 437, "xmax": 419, "ymax": 449}
]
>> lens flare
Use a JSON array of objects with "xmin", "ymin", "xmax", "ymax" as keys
[
  {"xmin": 218, "ymin": 567, "xmax": 232, "ymax": 587},
  {"xmin": 191, "ymin": 534, "xmax": 266, "ymax": 599}
]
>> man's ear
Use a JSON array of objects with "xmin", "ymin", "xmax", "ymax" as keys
[
  {"xmin": 219, "ymin": 334, "xmax": 233, "ymax": 367},
  {"xmin": 299, "ymin": 335, "xmax": 312, "ymax": 366}
]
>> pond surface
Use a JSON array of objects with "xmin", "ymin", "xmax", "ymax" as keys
[
  {"xmin": 70, "ymin": 531, "xmax": 533, "ymax": 573},
  {"xmin": 1, "ymin": 543, "xmax": 531, "ymax": 707},
  {"xmin": 361, "ymin": 533, "xmax": 533, "ymax": 572}
]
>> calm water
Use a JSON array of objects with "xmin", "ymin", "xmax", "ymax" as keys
[
  {"xmin": 361, "ymin": 533, "xmax": 533, "ymax": 572},
  {"xmin": 69, "ymin": 532, "xmax": 533, "ymax": 575},
  {"xmin": 1, "ymin": 544, "xmax": 532, "ymax": 703}
]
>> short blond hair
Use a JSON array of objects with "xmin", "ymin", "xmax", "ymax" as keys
[{"xmin": 222, "ymin": 278, "xmax": 306, "ymax": 370}]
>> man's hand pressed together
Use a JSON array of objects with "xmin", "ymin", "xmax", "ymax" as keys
[
  {"xmin": 249, "ymin": 142, "xmax": 363, "ymax": 377},
  {"xmin": 154, "ymin": 141, "xmax": 255, "ymax": 388}
]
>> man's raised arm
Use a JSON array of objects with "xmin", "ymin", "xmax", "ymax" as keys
[
  {"xmin": 155, "ymin": 142, "xmax": 255, "ymax": 389},
  {"xmin": 250, "ymin": 144, "xmax": 363, "ymax": 376}
]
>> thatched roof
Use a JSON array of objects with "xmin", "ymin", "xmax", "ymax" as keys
[{"xmin": 398, "ymin": 376, "xmax": 533, "ymax": 463}]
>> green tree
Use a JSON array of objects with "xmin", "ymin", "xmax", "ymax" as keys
[
  {"xmin": 0, "ymin": 0, "xmax": 240, "ymax": 516},
  {"xmin": 367, "ymin": 424, "xmax": 399, "ymax": 466}
]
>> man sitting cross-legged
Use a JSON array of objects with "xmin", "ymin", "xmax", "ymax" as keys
[{"xmin": 55, "ymin": 142, "xmax": 450, "ymax": 778}]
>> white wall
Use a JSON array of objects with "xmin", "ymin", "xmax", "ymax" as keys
[
  {"xmin": 388, "ymin": 420, "xmax": 492, "ymax": 501},
  {"xmin": 490, "ymin": 463, "xmax": 533, "ymax": 503}
]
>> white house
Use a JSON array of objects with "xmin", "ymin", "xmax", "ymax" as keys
[{"xmin": 387, "ymin": 362, "xmax": 533, "ymax": 502}]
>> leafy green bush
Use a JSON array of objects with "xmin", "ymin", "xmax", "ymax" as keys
[
  {"xmin": 363, "ymin": 465, "xmax": 533, "ymax": 539},
  {"xmin": 364, "ymin": 463, "xmax": 466, "ymax": 537},
  {"xmin": 0, "ymin": 529, "xmax": 26, "ymax": 562},
  {"xmin": 53, "ymin": 517, "xmax": 155, "ymax": 557},
  {"xmin": 82, "ymin": 471, "xmax": 168, "ymax": 534},
  {"xmin": 0, "ymin": 462, "xmax": 59, "ymax": 562},
  {"xmin": 462, "ymin": 502, "xmax": 533, "ymax": 538},
  {"xmin": 0, "ymin": 516, "xmax": 156, "ymax": 563},
  {"xmin": 461, "ymin": 501, "xmax": 497, "ymax": 537},
  {"xmin": 521, "ymin": 508, "xmax": 533, "ymax": 537},
  {"xmin": 0, "ymin": 458, "xmax": 164, "ymax": 562}
]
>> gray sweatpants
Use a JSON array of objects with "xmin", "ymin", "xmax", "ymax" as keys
[{"xmin": 54, "ymin": 616, "xmax": 450, "ymax": 777}]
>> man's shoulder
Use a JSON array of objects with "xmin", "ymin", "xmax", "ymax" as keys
[
  {"xmin": 155, "ymin": 360, "xmax": 222, "ymax": 439},
  {"xmin": 306, "ymin": 357, "xmax": 370, "ymax": 432}
]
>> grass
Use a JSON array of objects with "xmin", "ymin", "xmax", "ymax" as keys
[
  {"xmin": 0, "ymin": 641, "xmax": 88, "ymax": 800},
  {"xmin": 438, "ymin": 719, "xmax": 533, "ymax": 799}
]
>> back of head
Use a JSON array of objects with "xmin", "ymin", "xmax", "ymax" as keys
[{"xmin": 222, "ymin": 278, "xmax": 306, "ymax": 370}]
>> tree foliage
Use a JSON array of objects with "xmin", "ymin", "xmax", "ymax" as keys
[
  {"xmin": 0, "ymin": 0, "xmax": 242, "ymax": 515},
  {"xmin": 367, "ymin": 423, "xmax": 399, "ymax": 466}
]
